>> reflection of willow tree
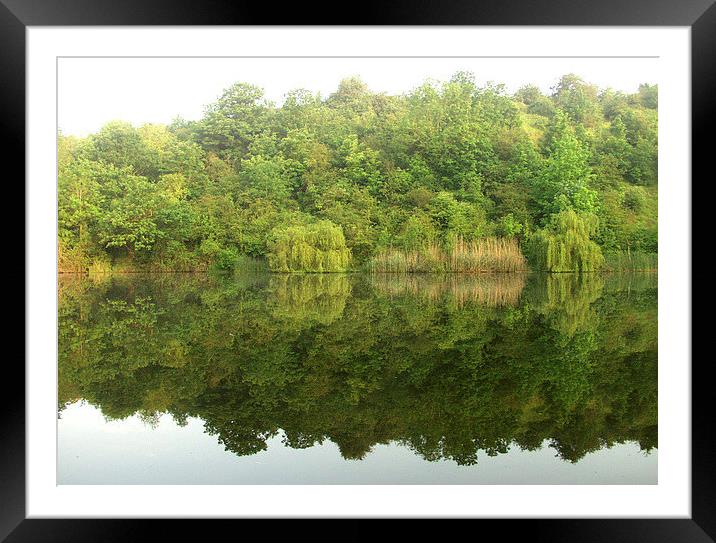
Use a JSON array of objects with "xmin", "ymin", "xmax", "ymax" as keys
[
  {"xmin": 267, "ymin": 274, "xmax": 351, "ymax": 326},
  {"xmin": 528, "ymin": 273, "xmax": 604, "ymax": 336},
  {"xmin": 58, "ymin": 272, "xmax": 657, "ymax": 465}
]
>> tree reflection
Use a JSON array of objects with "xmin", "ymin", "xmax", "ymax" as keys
[{"xmin": 58, "ymin": 271, "xmax": 657, "ymax": 465}]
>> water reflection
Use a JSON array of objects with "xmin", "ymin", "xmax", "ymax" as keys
[{"xmin": 58, "ymin": 272, "xmax": 657, "ymax": 470}]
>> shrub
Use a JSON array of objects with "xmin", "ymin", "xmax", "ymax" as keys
[
  {"xmin": 213, "ymin": 247, "xmax": 240, "ymax": 271},
  {"xmin": 622, "ymin": 186, "xmax": 646, "ymax": 212},
  {"xmin": 406, "ymin": 187, "xmax": 434, "ymax": 208},
  {"xmin": 87, "ymin": 257, "xmax": 112, "ymax": 275},
  {"xmin": 496, "ymin": 214, "xmax": 524, "ymax": 238},
  {"xmin": 58, "ymin": 240, "xmax": 91, "ymax": 273}
]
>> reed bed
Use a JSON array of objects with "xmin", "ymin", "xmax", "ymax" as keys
[
  {"xmin": 233, "ymin": 255, "xmax": 270, "ymax": 273},
  {"xmin": 366, "ymin": 237, "xmax": 528, "ymax": 273},
  {"xmin": 603, "ymin": 251, "xmax": 658, "ymax": 272}
]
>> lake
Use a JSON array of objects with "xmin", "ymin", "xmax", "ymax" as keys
[{"xmin": 58, "ymin": 272, "xmax": 657, "ymax": 484}]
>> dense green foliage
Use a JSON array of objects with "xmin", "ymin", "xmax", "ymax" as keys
[
  {"xmin": 59, "ymin": 272, "xmax": 657, "ymax": 465},
  {"xmin": 527, "ymin": 210, "xmax": 605, "ymax": 272},
  {"xmin": 267, "ymin": 221, "xmax": 351, "ymax": 272},
  {"xmin": 58, "ymin": 74, "xmax": 657, "ymax": 272}
]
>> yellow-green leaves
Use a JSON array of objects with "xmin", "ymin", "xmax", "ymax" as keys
[{"xmin": 267, "ymin": 221, "xmax": 352, "ymax": 272}]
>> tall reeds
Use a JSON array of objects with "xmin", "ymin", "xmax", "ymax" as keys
[
  {"xmin": 366, "ymin": 237, "xmax": 528, "ymax": 273},
  {"xmin": 603, "ymin": 251, "xmax": 658, "ymax": 272}
]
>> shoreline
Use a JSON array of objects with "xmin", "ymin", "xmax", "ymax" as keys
[{"xmin": 58, "ymin": 268, "xmax": 658, "ymax": 276}]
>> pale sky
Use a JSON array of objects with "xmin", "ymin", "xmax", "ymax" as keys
[{"xmin": 58, "ymin": 57, "xmax": 659, "ymax": 137}]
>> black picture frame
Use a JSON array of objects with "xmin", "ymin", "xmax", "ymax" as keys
[{"xmin": 5, "ymin": 0, "xmax": 707, "ymax": 540}]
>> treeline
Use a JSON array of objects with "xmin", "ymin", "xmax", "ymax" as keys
[{"xmin": 58, "ymin": 73, "xmax": 658, "ymax": 273}]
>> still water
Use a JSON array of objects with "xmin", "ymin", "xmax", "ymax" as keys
[{"xmin": 58, "ymin": 272, "xmax": 657, "ymax": 484}]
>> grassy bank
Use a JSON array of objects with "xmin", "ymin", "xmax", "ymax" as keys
[
  {"xmin": 59, "ymin": 243, "xmax": 657, "ymax": 275},
  {"xmin": 58, "ymin": 253, "xmax": 268, "ymax": 274}
]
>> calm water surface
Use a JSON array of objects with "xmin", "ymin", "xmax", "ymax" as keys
[{"xmin": 58, "ymin": 272, "xmax": 657, "ymax": 484}]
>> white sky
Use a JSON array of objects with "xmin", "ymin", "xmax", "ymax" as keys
[{"xmin": 58, "ymin": 57, "xmax": 659, "ymax": 137}]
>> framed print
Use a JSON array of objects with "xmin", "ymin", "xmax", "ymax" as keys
[{"xmin": 7, "ymin": 0, "xmax": 707, "ymax": 540}]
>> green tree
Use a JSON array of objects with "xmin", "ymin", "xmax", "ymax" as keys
[
  {"xmin": 535, "ymin": 113, "xmax": 598, "ymax": 218},
  {"xmin": 527, "ymin": 209, "xmax": 604, "ymax": 272},
  {"xmin": 197, "ymin": 82, "xmax": 272, "ymax": 161},
  {"xmin": 551, "ymin": 74, "xmax": 601, "ymax": 128}
]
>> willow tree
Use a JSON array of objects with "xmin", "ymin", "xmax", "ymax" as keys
[
  {"xmin": 267, "ymin": 220, "xmax": 352, "ymax": 272},
  {"xmin": 527, "ymin": 209, "xmax": 604, "ymax": 272}
]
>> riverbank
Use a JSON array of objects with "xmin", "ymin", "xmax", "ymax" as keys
[{"xmin": 59, "ymin": 254, "xmax": 657, "ymax": 275}]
